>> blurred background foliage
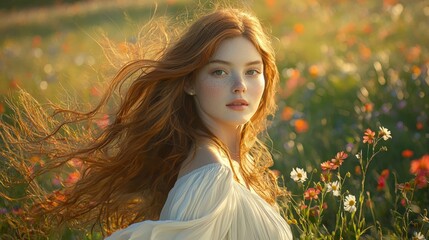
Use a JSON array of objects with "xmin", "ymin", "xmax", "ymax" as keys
[{"xmin": 0, "ymin": 0, "xmax": 428, "ymax": 238}]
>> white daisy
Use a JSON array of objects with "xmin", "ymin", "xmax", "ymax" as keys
[
  {"xmin": 412, "ymin": 232, "xmax": 426, "ymax": 240},
  {"xmin": 344, "ymin": 194, "xmax": 357, "ymax": 213},
  {"xmin": 290, "ymin": 168, "xmax": 307, "ymax": 183},
  {"xmin": 327, "ymin": 181, "xmax": 341, "ymax": 197},
  {"xmin": 379, "ymin": 126, "xmax": 392, "ymax": 140}
]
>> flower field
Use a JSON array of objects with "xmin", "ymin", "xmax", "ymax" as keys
[{"xmin": 0, "ymin": 0, "xmax": 428, "ymax": 239}]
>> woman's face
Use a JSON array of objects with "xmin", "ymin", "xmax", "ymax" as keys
[{"xmin": 188, "ymin": 36, "xmax": 265, "ymax": 131}]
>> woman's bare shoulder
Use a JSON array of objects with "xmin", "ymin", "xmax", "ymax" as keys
[{"xmin": 178, "ymin": 144, "xmax": 227, "ymax": 179}]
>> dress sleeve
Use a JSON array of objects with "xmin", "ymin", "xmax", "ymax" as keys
[{"xmin": 105, "ymin": 163, "xmax": 235, "ymax": 240}]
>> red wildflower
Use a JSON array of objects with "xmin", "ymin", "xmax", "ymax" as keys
[
  {"xmin": 322, "ymin": 202, "xmax": 328, "ymax": 210},
  {"xmin": 415, "ymin": 175, "xmax": 428, "ymax": 189},
  {"xmin": 363, "ymin": 128, "xmax": 375, "ymax": 144},
  {"xmin": 402, "ymin": 149, "xmax": 414, "ymax": 158},
  {"xmin": 65, "ymin": 171, "xmax": 81, "ymax": 186},
  {"xmin": 304, "ymin": 188, "xmax": 321, "ymax": 200},
  {"xmin": 376, "ymin": 170, "xmax": 390, "ymax": 192},
  {"xmin": 416, "ymin": 121, "xmax": 424, "ymax": 130},
  {"xmin": 377, "ymin": 176, "xmax": 387, "ymax": 191}
]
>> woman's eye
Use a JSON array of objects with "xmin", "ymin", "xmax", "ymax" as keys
[
  {"xmin": 212, "ymin": 70, "xmax": 227, "ymax": 76},
  {"xmin": 246, "ymin": 69, "xmax": 261, "ymax": 76}
]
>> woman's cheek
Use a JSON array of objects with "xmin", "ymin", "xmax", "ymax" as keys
[
  {"xmin": 199, "ymin": 79, "xmax": 227, "ymax": 97},
  {"xmin": 250, "ymin": 78, "xmax": 265, "ymax": 99}
]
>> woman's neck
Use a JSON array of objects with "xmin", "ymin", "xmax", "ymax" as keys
[{"xmin": 208, "ymin": 125, "xmax": 242, "ymax": 161}]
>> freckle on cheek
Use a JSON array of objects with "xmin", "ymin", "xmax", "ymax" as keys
[{"xmin": 201, "ymin": 82, "xmax": 225, "ymax": 97}]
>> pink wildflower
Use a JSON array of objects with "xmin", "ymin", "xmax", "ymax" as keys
[
  {"xmin": 363, "ymin": 128, "xmax": 375, "ymax": 144},
  {"xmin": 304, "ymin": 188, "xmax": 321, "ymax": 200}
]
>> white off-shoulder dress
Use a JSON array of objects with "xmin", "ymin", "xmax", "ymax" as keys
[{"xmin": 106, "ymin": 163, "xmax": 292, "ymax": 240}]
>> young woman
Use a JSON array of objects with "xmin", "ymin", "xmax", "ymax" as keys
[{"xmin": 1, "ymin": 7, "xmax": 292, "ymax": 239}]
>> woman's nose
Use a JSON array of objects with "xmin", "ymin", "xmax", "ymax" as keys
[{"xmin": 232, "ymin": 73, "xmax": 247, "ymax": 93}]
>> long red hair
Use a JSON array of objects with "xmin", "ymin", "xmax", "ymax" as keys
[{"xmin": 0, "ymin": 7, "xmax": 281, "ymax": 237}]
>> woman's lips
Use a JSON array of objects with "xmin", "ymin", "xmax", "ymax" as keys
[{"xmin": 226, "ymin": 99, "xmax": 249, "ymax": 111}]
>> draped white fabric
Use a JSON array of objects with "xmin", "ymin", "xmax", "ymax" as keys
[{"xmin": 106, "ymin": 163, "xmax": 292, "ymax": 240}]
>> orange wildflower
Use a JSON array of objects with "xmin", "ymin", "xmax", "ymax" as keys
[
  {"xmin": 364, "ymin": 103, "xmax": 373, "ymax": 112},
  {"xmin": 265, "ymin": 0, "xmax": 275, "ymax": 7},
  {"xmin": 30, "ymin": 156, "xmax": 41, "ymax": 163},
  {"xmin": 355, "ymin": 165, "xmax": 362, "ymax": 175},
  {"xmin": 281, "ymin": 106, "xmax": 294, "ymax": 121},
  {"xmin": 410, "ymin": 155, "xmax": 429, "ymax": 189},
  {"xmin": 294, "ymin": 119, "xmax": 309, "ymax": 133},
  {"xmin": 308, "ymin": 65, "xmax": 319, "ymax": 77},
  {"xmin": 410, "ymin": 155, "xmax": 429, "ymax": 176},
  {"xmin": 359, "ymin": 44, "xmax": 372, "ymax": 61},
  {"xmin": 293, "ymin": 23, "xmax": 304, "ymax": 34},
  {"xmin": 411, "ymin": 65, "xmax": 421, "ymax": 76}
]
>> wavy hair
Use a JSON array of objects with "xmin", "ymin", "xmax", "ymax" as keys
[{"xmin": 0, "ymin": 7, "xmax": 282, "ymax": 236}]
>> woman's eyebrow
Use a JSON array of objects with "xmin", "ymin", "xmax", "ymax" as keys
[{"xmin": 208, "ymin": 59, "xmax": 263, "ymax": 66}]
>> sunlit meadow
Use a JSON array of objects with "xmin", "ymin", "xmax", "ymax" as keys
[{"xmin": 0, "ymin": 0, "xmax": 428, "ymax": 239}]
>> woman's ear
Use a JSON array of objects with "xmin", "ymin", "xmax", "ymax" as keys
[{"xmin": 184, "ymin": 82, "xmax": 196, "ymax": 96}]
